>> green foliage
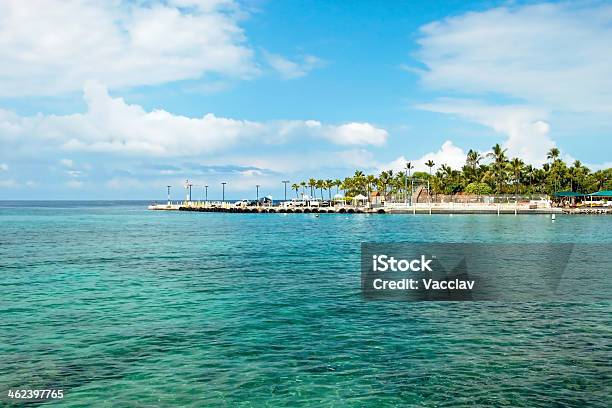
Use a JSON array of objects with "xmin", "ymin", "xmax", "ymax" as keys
[
  {"xmin": 297, "ymin": 145, "xmax": 610, "ymax": 199},
  {"xmin": 464, "ymin": 182, "xmax": 492, "ymax": 195},
  {"xmin": 412, "ymin": 171, "xmax": 430, "ymax": 180}
]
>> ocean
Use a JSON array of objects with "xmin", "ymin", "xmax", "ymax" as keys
[{"xmin": 0, "ymin": 201, "xmax": 610, "ymax": 407}]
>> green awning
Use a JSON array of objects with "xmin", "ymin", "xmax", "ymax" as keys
[
  {"xmin": 588, "ymin": 190, "xmax": 612, "ymax": 197},
  {"xmin": 553, "ymin": 191, "xmax": 585, "ymax": 197}
]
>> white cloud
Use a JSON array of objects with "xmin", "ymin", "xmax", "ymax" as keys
[
  {"xmin": 0, "ymin": 0, "xmax": 257, "ymax": 97},
  {"xmin": 0, "ymin": 82, "xmax": 389, "ymax": 157},
  {"xmin": 0, "ymin": 163, "xmax": 8, "ymax": 171},
  {"xmin": 414, "ymin": 2, "xmax": 612, "ymax": 165},
  {"xmin": 418, "ymin": 100, "xmax": 554, "ymax": 166},
  {"xmin": 585, "ymin": 161, "xmax": 612, "ymax": 172},
  {"xmin": 325, "ymin": 122, "xmax": 388, "ymax": 146},
  {"xmin": 60, "ymin": 159, "xmax": 74, "ymax": 168},
  {"xmin": 378, "ymin": 141, "xmax": 467, "ymax": 174},
  {"xmin": 264, "ymin": 51, "xmax": 324, "ymax": 79},
  {"xmin": 0, "ymin": 179, "xmax": 17, "ymax": 188},
  {"xmin": 416, "ymin": 2, "xmax": 612, "ymax": 113}
]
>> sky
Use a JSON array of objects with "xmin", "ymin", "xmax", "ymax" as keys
[{"xmin": 0, "ymin": 0, "xmax": 611, "ymax": 200}]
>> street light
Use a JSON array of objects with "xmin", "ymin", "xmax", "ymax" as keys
[
  {"xmin": 256, "ymin": 184, "xmax": 260, "ymax": 206},
  {"xmin": 188, "ymin": 183, "xmax": 193, "ymax": 202},
  {"xmin": 282, "ymin": 180, "xmax": 289, "ymax": 201},
  {"xmin": 166, "ymin": 185, "xmax": 171, "ymax": 205},
  {"xmin": 221, "ymin": 182, "xmax": 227, "ymax": 202},
  {"xmin": 204, "ymin": 185, "xmax": 208, "ymax": 202}
]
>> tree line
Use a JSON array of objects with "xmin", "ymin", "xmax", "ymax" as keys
[{"xmin": 291, "ymin": 144, "xmax": 611, "ymax": 200}]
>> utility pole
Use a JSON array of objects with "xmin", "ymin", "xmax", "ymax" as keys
[
  {"xmin": 167, "ymin": 185, "xmax": 171, "ymax": 205},
  {"xmin": 204, "ymin": 185, "xmax": 208, "ymax": 202},
  {"xmin": 282, "ymin": 180, "xmax": 289, "ymax": 201},
  {"xmin": 221, "ymin": 182, "xmax": 227, "ymax": 203},
  {"xmin": 188, "ymin": 183, "xmax": 193, "ymax": 202},
  {"xmin": 256, "ymin": 184, "xmax": 260, "ymax": 206}
]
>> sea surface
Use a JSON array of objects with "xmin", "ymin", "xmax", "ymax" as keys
[{"xmin": 0, "ymin": 201, "xmax": 610, "ymax": 407}]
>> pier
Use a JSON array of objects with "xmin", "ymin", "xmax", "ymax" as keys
[
  {"xmin": 148, "ymin": 201, "xmax": 565, "ymax": 215},
  {"xmin": 148, "ymin": 179, "xmax": 611, "ymax": 216}
]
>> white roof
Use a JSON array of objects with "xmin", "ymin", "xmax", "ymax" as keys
[{"xmin": 353, "ymin": 194, "xmax": 368, "ymax": 200}]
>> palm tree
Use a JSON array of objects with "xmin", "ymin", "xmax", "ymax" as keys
[
  {"xmin": 300, "ymin": 181, "xmax": 306, "ymax": 197},
  {"xmin": 341, "ymin": 177, "xmax": 351, "ymax": 195},
  {"xmin": 466, "ymin": 149, "xmax": 482, "ymax": 168},
  {"xmin": 405, "ymin": 162, "xmax": 414, "ymax": 176},
  {"xmin": 315, "ymin": 179, "xmax": 325, "ymax": 200},
  {"xmin": 308, "ymin": 178, "xmax": 317, "ymax": 199},
  {"xmin": 353, "ymin": 170, "xmax": 366, "ymax": 195},
  {"xmin": 425, "ymin": 159, "xmax": 435, "ymax": 176},
  {"xmin": 488, "ymin": 144, "xmax": 508, "ymax": 193},
  {"xmin": 405, "ymin": 162, "xmax": 414, "ymax": 202},
  {"xmin": 437, "ymin": 164, "xmax": 460, "ymax": 194},
  {"xmin": 291, "ymin": 183, "xmax": 300, "ymax": 198},
  {"xmin": 378, "ymin": 171, "xmax": 392, "ymax": 201},
  {"xmin": 524, "ymin": 165, "xmax": 534, "ymax": 193},
  {"xmin": 334, "ymin": 179, "xmax": 342, "ymax": 195},
  {"xmin": 593, "ymin": 171, "xmax": 607, "ymax": 190},
  {"xmin": 488, "ymin": 143, "xmax": 507, "ymax": 163},
  {"xmin": 325, "ymin": 179, "xmax": 333, "ymax": 200},
  {"xmin": 547, "ymin": 147, "xmax": 560, "ymax": 162},
  {"xmin": 366, "ymin": 175, "xmax": 377, "ymax": 202},
  {"xmin": 509, "ymin": 157, "xmax": 524, "ymax": 197},
  {"xmin": 571, "ymin": 160, "xmax": 588, "ymax": 192},
  {"xmin": 463, "ymin": 150, "xmax": 482, "ymax": 183}
]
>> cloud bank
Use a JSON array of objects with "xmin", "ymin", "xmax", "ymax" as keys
[
  {"xmin": 378, "ymin": 141, "xmax": 467, "ymax": 174},
  {"xmin": 416, "ymin": 2, "xmax": 612, "ymax": 112},
  {"xmin": 0, "ymin": 82, "xmax": 389, "ymax": 157},
  {"xmin": 0, "ymin": 0, "xmax": 257, "ymax": 96},
  {"xmin": 415, "ymin": 2, "xmax": 612, "ymax": 164}
]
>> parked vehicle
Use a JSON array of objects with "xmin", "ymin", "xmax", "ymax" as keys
[{"xmin": 289, "ymin": 198, "xmax": 306, "ymax": 207}]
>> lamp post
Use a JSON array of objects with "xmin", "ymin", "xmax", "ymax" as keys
[
  {"xmin": 204, "ymin": 185, "xmax": 208, "ymax": 203},
  {"xmin": 188, "ymin": 183, "xmax": 193, "ymax": 202},
  {"xmin": 282, "ymin": 180, "xmax": 289, "ymax": 201},
  {"xmin": 221, "ymin": 182, "xmax": 227, "ymax": 203},
  {"xmin": 256, "ymin": 184, "xmax": 260, "ymax": 206},
  {"xmin": 166, "ymin": 185, "xmax": 171, "ymax": 205}
]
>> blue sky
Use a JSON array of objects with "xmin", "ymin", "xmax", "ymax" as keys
[{"xmin": 0, "ymin": 0, "xmax": 610, "ymax": 199}]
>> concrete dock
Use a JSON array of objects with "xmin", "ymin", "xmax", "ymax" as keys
[{"xmin": 149, "ymin": 201, "xmax": 566, "ymax": 215}]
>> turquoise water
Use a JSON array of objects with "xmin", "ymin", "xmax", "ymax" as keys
[{"xmin": 0, "ymin": 201, "xmax": 610, "ymax": 407}]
